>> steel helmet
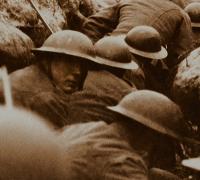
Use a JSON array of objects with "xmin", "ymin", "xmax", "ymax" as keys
[
  {"xmin": 0, "ymin": 106, "xmax": 66, "ymax": 179},
  {"xmin": 94, "ymin": 36, "xmax": 138, "ymax": 70},
  {"xmin": 107, "ymin": 90, "xmax": 200, "ymax": 144},
  {"xmin": 32, "ymin": 30, "xmax": 96, "ymax": 63},
  {"xmin": 184, "ymin": 2, "xmax": 200, "ymax": 28},
  {"xmin": 125, "ymin": 26, "xmax": 168, "ymax": 60}
]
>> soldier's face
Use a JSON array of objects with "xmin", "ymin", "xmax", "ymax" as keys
[{"xmin": 50, "ymin": 55, "xmax": 85, "ymax": 94}]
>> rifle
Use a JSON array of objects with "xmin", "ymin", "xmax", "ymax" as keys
[{"xmin": 29, "ymin": 0, "xmax": 54, "ymax": 34}]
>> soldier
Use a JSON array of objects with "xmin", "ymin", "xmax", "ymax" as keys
[
  {"xmin": 184, "ymin": 2, "xmax": 200, "ymax": 48},
  {"xmin": 91, "ymin": 35, "xmax": 138, "ymax": 85},
  {"xmin": 124, "ymin": 25, "xmax": 169, "ymax": 94},
  {"xmin": 1, "ymin": 90, "xmax": 196, "ymax": 179},
  {"xmin": 63, "ymin": 36, "xmax": 139, "ymax": 124},
  {"xmin": 0, "ymin": 31, "xmax": 138, "ymax": 127},
  {"xmin": 51, "ymin": 90, "xmax": 194, "ymax": 179},
  {"xmin": 79, "ymin": 0, "xmax": 193, "ymax": 69},
  {"xmin": 0, "ymin": 30, "xmax": 97, "ymax": 127},
  {"xmin": 107, "ymin": 90, "xmax": 200, "ymax": 178}
]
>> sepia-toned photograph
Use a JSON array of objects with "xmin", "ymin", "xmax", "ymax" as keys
[{"xmin": 0, "ymin": 0, "xmax": 200, "ymax": 179}]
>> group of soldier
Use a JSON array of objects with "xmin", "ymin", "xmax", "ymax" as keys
[{"xmin": 1, "ymin": 0, "xmax": 200, "ymax": 179}]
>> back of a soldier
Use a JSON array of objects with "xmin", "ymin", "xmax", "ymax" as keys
[
  {"xmin": 83, "ymin": 0, "xmax": 192, "ymax": 67},
  {"xmin": 113, "ymin": 0, "xmax": 187, "ymax": 41},
  {"xmin": 59, "ymin": 121, "xmax": 148, "ymax": 180},
  {"xmin": 66, "ymin": 70, "xmax": 135, "ymax": 124},
  {"xmin": 84, "ymin": 70, "xmax": 133, "ymax": 98}
]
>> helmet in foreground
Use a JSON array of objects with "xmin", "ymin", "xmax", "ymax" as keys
[{"xmin": 0, "ymin": 106, "xmax": 65, "ymax": 179}]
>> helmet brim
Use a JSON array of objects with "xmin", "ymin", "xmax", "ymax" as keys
[
  {"xmin": 93, "ymin": 55, "xmax": 139, "ymax": 70},
  {"xmin": 182, "ymin": 157, "xmax": 200, "ymax": 171},
  {"xmin": 32, "ymin": 47, "xmax": 97, "ymax": 63},
  {"xmin": 107, "ymin": 105, "xmax": 200, "ymax": 145},
  {"xmin": 127, "ymin": 45, "xmax": 168, "ymax": 60}
]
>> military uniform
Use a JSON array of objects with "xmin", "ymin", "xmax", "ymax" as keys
[
  {"xmin": 59, "ymin": 121, "xmax": 149, "ymax": 180},
  {"xmin": 0, "ymin": 68, "xmax": 134, "ymax": 126},
  {"xmin": 82, "ymin": 0, "xmax": 193, "ymax": 68}
]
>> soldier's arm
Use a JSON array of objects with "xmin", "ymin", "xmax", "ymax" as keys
[
  {"xmin": 81, "ymin": 4, "xmax": 120, "ymax": 43},
  {"xmin": 168, "ymin": 10, "xmax": 194, "ymax": 68}
]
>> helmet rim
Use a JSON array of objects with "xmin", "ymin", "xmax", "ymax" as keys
[
  {"xmin": 127, "ymin": 44, "xmax": 168, "ymax": 60},
  {"xmin": 107, "ymin": 105, "xmax": 200, "ymax": 144},
  {"xmin": 32, "ymin": 46, "xmax": 97, "ymax": 63},
  {"xmin": 94, "ymin": 54, "xmax": 139, "ymax": 70}
]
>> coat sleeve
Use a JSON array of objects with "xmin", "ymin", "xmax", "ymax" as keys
[
  {"xmin": 167, "ymin": 10, "xmax": 194, "ymax": 68},
  {"xmin": 81, "ymin": 4, "xmax": 120, "ymax": 43},
  {"xmin": 59, "ymin": 121, "xmax": 149, "ymax": 180},
  {"xmin": 104, "ymin": 153, "xmax": 149, "ymax": 180}
]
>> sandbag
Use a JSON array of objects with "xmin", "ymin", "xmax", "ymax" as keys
[
  {"xmin": 0, "ymin": 0, "xmax": 66, "ymax": 46},
  {"xmin": 0, "ymin": 22, "xmax": 34, "ymax": 72},
  {"xmin": 171, "ymin": 47, "xmax": 200, "ymax": 126}
]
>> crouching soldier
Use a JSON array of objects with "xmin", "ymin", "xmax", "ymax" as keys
[
  {"xmin": 1, "ymin": 89, "xmax": 198, "ymax": 179},
  {"xmin": 0, "ymin": 30, "xmax": 97, "ymax": 127},
  {"xmin": 66, "ymin": 35, "xmax": 139, "ymax": 124},
  {"xmin": 0, "ymin": 30, "xmax": 138, "ymax": 127},
  {"xmin": 124, "ymin": 25, "xmax": 172, "ymax": 95},
  {"xmin": 107, "ymin": 90, "xmax": 200, "ymax": 179}
]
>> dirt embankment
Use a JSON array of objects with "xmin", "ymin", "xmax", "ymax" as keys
[
  {"xmin": 171, "ymin": 48, "xmax": 200, "ymax": 129},
  {"xmin": 0, "ymin": 0, "xmax": 66, "ymax": 46},
  {"xmin": 0, "ymin": 0, "xmax": 120, "ymax": 46}
]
